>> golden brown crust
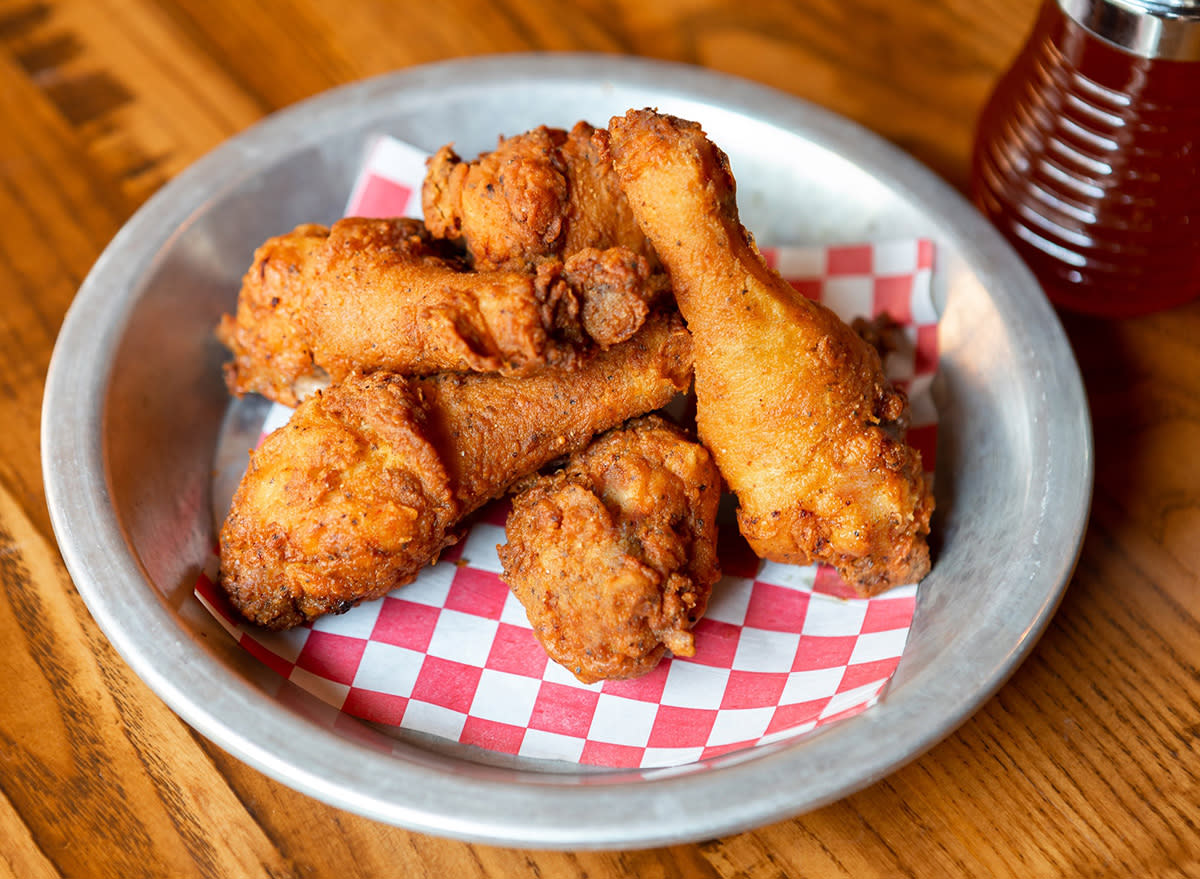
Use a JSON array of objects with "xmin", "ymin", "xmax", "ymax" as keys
[
  {"xmin": 499, "ymin": 415, "xmax": 721, "ymax": 683},
  {"xmin": 218, "ymin": 374, "xmax": 458, "ymax": 630},
  {"xmin": 218, "ymin": 315, "xmax": 694, "ymax": 629},
  {"xmin": 414, "ymin": 313, "xmax": 694, "ymax": 512},
  {"xmin": 217, "ymin": 217, "xmax": 659, "ymax": 406},
  {"xmin": 607, "ymin": 108, "xmax": 933, "ymax": 593},
  {"xmin": 422, "ymin": 121, "xmax": 660, "ymax": 273},
  {"xmin": 423, "ymin": 127, "xmax": 570, "ymax": 271}
]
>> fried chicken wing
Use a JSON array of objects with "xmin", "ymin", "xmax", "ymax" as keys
[
  {"xmin": 414, "ymin": 314, "xmax": 693, "ymax": 513},
  {"xmin": 606, "ymin": 109, "xmax": 933, "ymax": 593},
  {"xmin": 217, "ymin": 216, "xmax": 657, "ymax": 406},
  {"xmin": 498, "ymin": 415, "xmax": 721, "ymax": 683},
  {"xmin": 423, "ymin": 121, "xmax": 660, "ymax": 274},
  {"xmin": 218, "ymin": 315, "xmax": 693, "ymax": 629},
  {"xmin": 218, "ymin": 373, "xmax": 457, "ymax": 629}
]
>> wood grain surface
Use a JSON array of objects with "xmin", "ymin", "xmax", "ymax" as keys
[{"xmin": 3, "ymin": 0, "xmax": 1200, "ymax": 875}]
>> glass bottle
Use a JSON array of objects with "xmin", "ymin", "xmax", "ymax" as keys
[{"xmin": 971, "ymin": 0, "xmax": 1200, "ymax": 317}]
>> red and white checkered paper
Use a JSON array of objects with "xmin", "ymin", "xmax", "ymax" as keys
[{"xmin": 196, "ymin": 134, "xmax": 940, "ymax": 770}]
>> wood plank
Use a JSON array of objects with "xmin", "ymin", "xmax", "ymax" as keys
[
  {"xmin": 0, "ymin": 485, "xmax": 303, "ymax": 878},
  {"xmin": 0, "ymin": 53, "xmax": 125, "ymax": 536},
  {"xmin": 0, "ymin": 786, "xmax": 61, "ymax": 879}
]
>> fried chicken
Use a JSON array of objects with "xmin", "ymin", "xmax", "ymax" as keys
[
  {"xmin": 498, "ymin": 415, "xmax": 721, "ymax": 683},
  {"xmin": 423, "ymin": 121, "xmax": 661, "ymax": 274},
  {"xmin": 606, "ymin": 109, "xmax": 934, "ymax": 594},
  {"xmin": 217, "ymin": 216, "xmax": 657, "ymax": 406},
  {"xmin": 218, "ymin": 314, "xmax": 693, "ymax": 629},
  {"xmin": 218, "ymin": 373, "xmax": 455, "ymax": 629}
]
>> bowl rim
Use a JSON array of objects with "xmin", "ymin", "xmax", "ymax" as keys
[{"xmin": 41, "ymin": 52, "xmax": 1093, "ymax": 848}]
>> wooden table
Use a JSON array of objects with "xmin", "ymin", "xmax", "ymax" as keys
[{"xmin": 3, "ymin": 0, "xmax": 1199, "ymax": 875}]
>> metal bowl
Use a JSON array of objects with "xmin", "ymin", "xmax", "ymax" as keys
[{"xmin": 41, "ymin": 54, "xmax": 1091, "ymax": 848}]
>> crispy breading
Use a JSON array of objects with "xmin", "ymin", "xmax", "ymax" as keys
[
  {"xmin": 217, "ymin": 216, "xmax": 657, "ymax": 406},
  {"xmin": 414, "ymin": 313, "xmax": 693, "ymax": 511},
  {"xmin": 218, "ymin": 315, "xmax": 693, "ymax": 629},
  {"xmin": 606, "ymin": 109, "xmax": 933, "ymax": 593},
  {"xmin": 218, "ymin": 373, "xmax": 456, "ymax": 629},
  {"xmin": 423, "ymin": 121, "xmax": 660, "ymax": 273},
  {"xmin": 499, "ymin": 415, "xmax": 721, "ymax": 683}
]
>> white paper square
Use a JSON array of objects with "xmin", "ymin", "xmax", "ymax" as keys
[
  {"xmin": 393, "ymin": 559, "xmax": 456, "ymax": 606},
  {"xmin": 500, "ymin": 589, "xmax": 534, "ymax": 628},
  {"xmin": 781, "ymin": 667, "xmax": 846, "ymax": 703},
  {"xmin": 541, "ymin": 657, "xmax": 604, "ymax": 689},
  {"xmin": 351, "ymin": 641, "xmax": 426, "ymax": 697},
  {"xmin": 704, "ymin": 576, "xmax": 755, "ymax": 625},
  {"xmin": 425, "ymin": 608, "xmax": 498, "ymax": 666},
  {"xmin": 520, "ymin": 728, "xmax": 586, "ymax": 763},
  {"xmin": 469, "ymin": 669, "xmax": 541, "ymax": 726},
  {"xmin": 457, "ymin": 523, "xmax": 506, "ymax": 573},
  {"xmin": 884, "ymin": 583, "xmax": 919, "ymax": 600},
  {"xmin": 872, "ymin": 239, "xmax": 919, "ymax": 276},
  {"xmin": 801, "ymin": 595, "xmax": 867, "ymax": 637},
  {"xmin": 754, "ymin": 561, "xmax": 817, "ymax": 591},
  {"xmin": 587, "ymin": 694, "xmax": 658, "ymax": 746},
  {"xmin": 659, "ymin": 662, "xmax": 731, "ymax": 709},
  {"xmin": 400, "ymin": 700, "xmax": 467, "ymax": 741},
  {"xmin": 849, "ymin": 628, "xmax": 910, "ymax": 665},
  {"xmin": 774, "ymin": 245, "xmax": 826, "ymax": 279},
  {"xmin": 312, "ymin": 596, "xmax": 383, "ymax": 639},
  {"xmin": 822, "ymin": 276, "xmax": 874, "ymax": 323},
  {"xmin": 706, "ymin": 707, "xmax": 775, "ymax": 746},
  {"xmin": 732, "ymin": 628, "xmax": 801, "ymax": 672}
]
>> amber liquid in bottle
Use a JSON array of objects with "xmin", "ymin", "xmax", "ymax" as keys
[{"xmin": 971, "ymin": 1, "xmax": 1200, "ymax": 317}]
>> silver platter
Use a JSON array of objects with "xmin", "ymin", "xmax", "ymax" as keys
[{"xmin": 41, "ymin": 54, "xmax": 1091, "ymax": 848}]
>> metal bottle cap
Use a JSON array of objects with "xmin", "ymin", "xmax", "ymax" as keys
[{"xmin": 1058, "ymin": 0, "xmax": 1200, "ymax": 59}]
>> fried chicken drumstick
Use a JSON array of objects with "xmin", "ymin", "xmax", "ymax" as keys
[
  {"xmin": 499, "ymin": 415, "xmax": 721, "ymax": 683},
  {"xmin": 217, "ymin": 216, "xmax": 656, "ymax": 406},
  {"xmin": 219, "ymin": 314, "xmax": 693, "ymax": 629},
  {"xmin": 607, "ymin": 109, "xmax": 934, "ymax": 594},
  {"xmin": 423, "ymin": 121, "xmax": 661, "ymax": 274}
]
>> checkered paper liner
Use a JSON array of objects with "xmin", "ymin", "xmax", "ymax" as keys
[{"xmin": 196, "ymin": 135, "xmax": 940, "ymax": 770}]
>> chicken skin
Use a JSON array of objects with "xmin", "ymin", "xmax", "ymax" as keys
[
  {"xmin": 606, "ymin": 109, "xmax": 934, "ymax": 594},
  {"xmin": 217, "ymin": 216, "xmax": 656, "ymax": 407},
  {"xmin": 423, "ymin": 121, "xmax": 661, "ymax": 274},
  {"xmin": 218, "ymin": 315, "xmax": 693, "ymax": 629},
  {"xmin": 218, "ymin": 373, "xmax": 454, "ymax": 629},
  {"xmin": 498, "ymin": 415, "xmax": 721, "ymax": 683}
]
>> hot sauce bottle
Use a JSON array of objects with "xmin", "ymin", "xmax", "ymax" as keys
[{"xmin": 971, "ymin": 0, "xmax": 1200, "ymax": 317}]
